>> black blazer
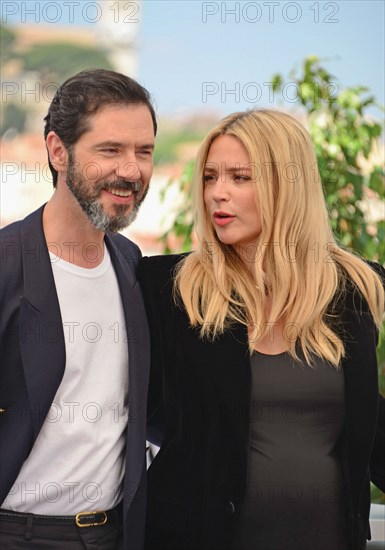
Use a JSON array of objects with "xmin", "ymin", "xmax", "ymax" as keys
[
  {"xmin": 139, "ymin": 254, "xmax": 385, "ymax": 550},
  {"xmin": 0, "ymin": 206, "xmax": 150, "ymax": 550}
]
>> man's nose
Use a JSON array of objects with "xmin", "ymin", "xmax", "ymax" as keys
[{"xmin": 113, "ymin": 155, "xmax": 141, "ymax": 181}]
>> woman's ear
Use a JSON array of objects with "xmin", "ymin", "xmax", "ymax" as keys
[{"xmin": 46, "ymin": 131, "xmax": 68, "ymax": 174}]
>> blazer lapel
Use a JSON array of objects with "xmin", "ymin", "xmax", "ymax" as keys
[
  {"xmin": 106, "ymin": 236, "xmax": 150, "ymax": 511},
  {"xmin": 18, "ymin": 206, "xmax": 66, "ymax": 439}
]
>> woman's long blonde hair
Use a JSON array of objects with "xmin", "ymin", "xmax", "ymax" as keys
[{"xmin": 175, "ymin": 109, "xmax": 384, "ymax": 366}]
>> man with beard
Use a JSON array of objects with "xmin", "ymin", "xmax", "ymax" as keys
[{"xmin": 0, "ymin": 69, "xmax": 156, "ymax": 550}]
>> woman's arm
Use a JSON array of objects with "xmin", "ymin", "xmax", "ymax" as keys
[{"xmin": 370, "ymin": 393, "xmax": 385, "ymax": 492}]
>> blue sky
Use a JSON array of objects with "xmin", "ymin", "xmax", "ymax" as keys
[{"xmin": 3, "ymin": 0, "xmax": 385, "ymax": 117}]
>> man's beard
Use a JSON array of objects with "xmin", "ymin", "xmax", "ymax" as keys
[{"xmin": 66, "ymin": 149, "xmax": 148, "ymax": 233}]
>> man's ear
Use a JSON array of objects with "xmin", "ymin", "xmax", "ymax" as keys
[{"xmin": 46, "ymin": 131, "xmax": 69, "ymax": 173}]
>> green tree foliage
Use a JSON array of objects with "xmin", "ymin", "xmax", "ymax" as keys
[
  {"xmin": 272, "ymin": 56, "xmax": 384, "ymax": 262},
  {"xmin": 154, "ymin": 130, "xmax": 206, "ymax": 166},
  {"xmin": 160, "ymin": 160, "xmax": 195, "ymax": 253},
  {"xmin": 1, "ymin": 23, "xmax": 114, "ymax": 133},
  {"xmin": 1, "ymin": 103, "xmax": 27, "ymax": 134},
  {"xmin": 21, "ymin": 42, "xmax": 113, "ymax": 84},
  {"xmin": 0, "ymin": 24, "xmax": 16, "ymax": 63}
]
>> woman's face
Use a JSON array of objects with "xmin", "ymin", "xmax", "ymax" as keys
[{"xmin": 203, "ymin": 134, "xmax": 261, "ymax": 253}]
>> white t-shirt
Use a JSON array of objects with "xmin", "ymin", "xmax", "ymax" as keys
[{"xmin": 5, "ymin": 245, "xmax": 129, "ymax": 514}]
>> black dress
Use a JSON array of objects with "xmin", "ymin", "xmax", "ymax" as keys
[{"xmin": 236, "ymin": 351, "xmax": 347, "ymax": 550}]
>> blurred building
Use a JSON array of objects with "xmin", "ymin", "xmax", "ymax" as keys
[{"xmin": 95, "ymin": 0, "xmax": 141, "ymax": 77}]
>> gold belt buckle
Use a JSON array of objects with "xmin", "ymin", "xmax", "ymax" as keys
[{"xmin": 75, "ymin": 510, "xmax": 107, "ymax": 528}]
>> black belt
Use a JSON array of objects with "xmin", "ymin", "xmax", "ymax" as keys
[{"xmin": 0, "ymin": 501, "xmax": 122, "ymax": 528}]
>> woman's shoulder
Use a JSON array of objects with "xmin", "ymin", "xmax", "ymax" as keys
[
  {"xmin": 139, "ymin": 252, "xmax": 188, "ymax": 273},
  {"xmin": 333, "ymin": 260, "xmax": 385, "ymax": 318},
  {"xmin": 138, "ymin": 253, "xmax": 189, "ymax": 288},
  {"xmin": 366, "ymin": 260, "xmax": 385, "ymax": 284},
  {"xmin": 342, "ymin": 260, "xmax": 385, "ymax": 298}
]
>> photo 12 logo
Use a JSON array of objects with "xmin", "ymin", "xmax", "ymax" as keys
[
  {"xmin": 201, "ymin": 2, "xmax": 340, "ymax": 24},
  {"xmin": 1, "ymin": 1, "xmax": 140, "ymax": 25},
  {"xmin": 201, "ymin": 81, "xmax": 339, "ymax": 104}
]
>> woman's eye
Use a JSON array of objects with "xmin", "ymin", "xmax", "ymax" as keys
[
  {"xmin": 203, "ymin": 174, "xmax": 216, "ymax": 183},
  {"xmin": 234, "ymin": 174, "xmax": 250, "ymax": 182}
]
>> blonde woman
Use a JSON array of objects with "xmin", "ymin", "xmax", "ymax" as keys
[{"xmin": 139, "ymin": 110, "xmax": 385, "ymax": 550}]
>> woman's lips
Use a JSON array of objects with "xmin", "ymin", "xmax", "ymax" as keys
[{"xmin": 213, "ymin": 212, "xmax": 235, "ymax": 226}]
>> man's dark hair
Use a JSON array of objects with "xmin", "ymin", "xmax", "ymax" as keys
[{"xmin": 44, "ymin": 69, "xmax": 157, "ymax": 187}]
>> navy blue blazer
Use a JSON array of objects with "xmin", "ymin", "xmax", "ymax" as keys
[{"xmin": 0, "ymin": 205, "xmax": 150, "ymax": 550}]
